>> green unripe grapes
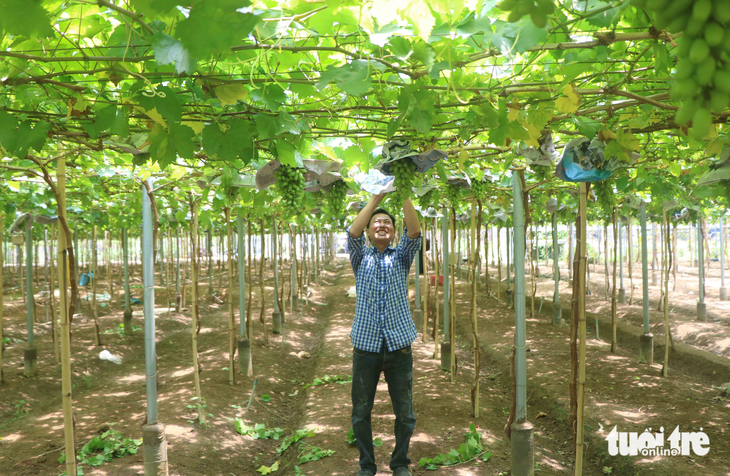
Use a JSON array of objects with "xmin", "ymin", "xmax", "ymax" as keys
[
  {"xmin": 537, "ymin": 0, "xmax": 555, "ymax": 14},
  {"xmin": 689, "ymin": 38, "xmax": 710, "ymax": 64},
  {"xmin": 499, "ymin": 0, "xmax": 518, "ymax": 11},
  {"xmin": 674, "ymin": 98, "xmax": 698, "ymax": 125},
  {"xmin": 695, "ymin": 57, "xmax": 716, "ymax": 86},
  {"xmin": 691, "ymin": 0, "xmax": 712, "ymax": 22},
  {"xmin": 674, "ymin": 59, "xmax": 695, "ymax": 80},
  {"xmin": 646, "ymin": 0, "xmax": 669, "ymax": 10},
  {"xmin": 704, "ymin": 22, "xmax": 724, "ymax": 47},
  {"xmin": 690, "ymin": 107, "xmax": 712, "ymax": 138},
  {"xmin": 670, "ymin": 78, "xmax": 698, "ymax": 100},
  {"xmin": 667, "ymin": 16, "xmax": 688, "ymax": 34},
  {"xmin": 684, "ymin": 18, "xmax": 706, "ymax": 38},
  {"xmin": 710, "ymin": 91, "xmax": 730, "ymax": 114},
  {"xmin": 714, "ymin": 1, "xmax": 730, "ymax": 24},
  {"xmin": 714, "ymin": 70, "xmax": 730, "ymax": 95},
  {"xmin": 530, "ymin": 10, "xmax": 548, "ymax": 28}
]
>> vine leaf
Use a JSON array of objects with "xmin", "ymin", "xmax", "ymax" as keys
[
  {"xmin": 0, "ymin": 0, "xmax": 54, "ymax": 38},
  {"xmin": 152, "ymin": 31, "xmax": 197, "ymax": 75},
  {"xmin": 175, "ymin": 0, "xmax": 259, "ymax": 59},
  {"xmin": 203, "ymin": 120, "xmax": 255, "ymax": 163},
  {"xmin": 214, "ymin": 84, "xmax": 249, "ymax": 106},
  {"xmin": 148, "ymin": 123, "xmax": 196, "ymax": 169},
  {"xmin": 14, "ymin": 121, "xmax": 51, "ymax": 159},
  {"xmin": 555, "ymin": 84, "xmax": 581, "ymax": 114},
  {"xmin": 316, "ymin": 61, "xmax": 374, "ymax": 97}
]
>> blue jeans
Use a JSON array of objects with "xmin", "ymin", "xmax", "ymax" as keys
[{"xmin": 352, "ymin": 341, "xmax": 415, "ymax": 474}]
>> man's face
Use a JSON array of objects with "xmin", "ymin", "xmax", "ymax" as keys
[{"xmin": 367, "ymin": 213, "xmax": 394, "ymax": 246}]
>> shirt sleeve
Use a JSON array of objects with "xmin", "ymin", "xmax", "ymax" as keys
[
  {"xmin": 396, "ymin": 227, "xmax": 421, "ymax": 269},
  {"xmin": 346, "ymin": 227, "xmax": 366, "ymax": 273}
]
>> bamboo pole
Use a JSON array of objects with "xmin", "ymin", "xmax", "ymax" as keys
[
  {"xmin": 247, "ymin": 221, "xmax": 253, "ymax": 343},
  {"xmin": 421, "ymin": 216, "xmax": 428, "ymax": 343},
  {"xmin": 259, "ymin": 220, "xmax": 269, "ymax": 346},
  {"xmin": 225, "ymin": 208, "xmax": 236, "ymax": 385},
  {"xmin": 628, "ymin": 218, "xmax": 634, "ymax": 304},
  {"xmin": 450, "ymin": 208, "xmax": 456, "ymax": 382},
  {"xmin": 49, "ymin": 226, "xmax": 59, "ymax": 363},
  {"xmin": 57, "ymin": 156, "xmax": 77, "ymax": 476},
  {"xmin": 611, "ymin": 209, "xmax": 618, "ymax": 353},
  {"xmin": 497, "ymin": 225, "xmax": 502, "ymax": 301},
  {"xmin": 432, "ymin": 217, "xmax": 440, "ymax": 359},
  {"xmin": 92, "ymin": 226, "xmax": 101, "ymax": 346},
  {"xmin": 189, "ymin": 201, "xmax": 206, "ymax": 425},
  {"xmin": 529, "ymin": 223, "xmax": 536, "ymax": 320},
  {"xmin": 604, "ymin": 223, "xmax": 610, "ymax": 301},
  {"xmin": 574, "ymin": 182, "xmax": 588, "ymax": 475},
  {"xmin": 0, "ymin": 213, "xmax": 4, "ymax": 384},
  {"xmin": 663, "ymin": 212, "xmax": 672, "ymax": 377},
  {"xmin": 469, "ymin": 202, "xmax": 481, "ymax": 417}
]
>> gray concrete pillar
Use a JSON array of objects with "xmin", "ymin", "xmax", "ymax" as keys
[
  {"xmin": 142, "ymin": 423, "xmax": 169, "ymax": 476},
  {"xmin": 639, "ymin": 333, "xmax": 653, "ymax": 365},
  {"xmin": 510, "ymin": 421, "xmax": 534, "ymax": 476}
]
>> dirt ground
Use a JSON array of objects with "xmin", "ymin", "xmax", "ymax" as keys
[{"xmin": 1, "ymin": 253, "xmax": 730, "ymax": 476}]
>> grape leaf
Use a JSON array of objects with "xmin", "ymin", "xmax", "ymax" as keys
[
  {"xmin": 152, "ymin": 31, "xmax": 197, "ymax": 75},
  {"xmin": 214, "ymin": 84, "xmax": 249, "ymax": 106},
  {"xmin": 148, "ymin": 123, "xmax": 196, "ymax": 169},
  {"xmin": 0, "ymin": 0, "xmax": 54, "ymax": 38},
  {"xmin": 175, "ymin": 0, "xmax": 258, "ymax": 59}
]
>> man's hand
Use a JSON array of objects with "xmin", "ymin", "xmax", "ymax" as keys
[{"xmin": 349, "ymin": 192, "xmax": 387, "ymax": 238}]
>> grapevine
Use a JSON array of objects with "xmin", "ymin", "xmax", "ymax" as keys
[
  {"xmin": 274, "ymin": 165, "xmax": 305, "ymax": 216},
  {"xmin": 220, "ymin": 170, "xmax": 238, "ymax": 202},
  {"xmin": 634, "ymin": 0, "xmax": 730, "ymax": 138},
  {"xmin": 470, "ymin": 178, "xmax": 490, "ymax": 199},
  {"xmin": 445, "ymin": 183, "xmax": 463, "ymax": 208},
  {"xmin": 418, "ymin": 189, "xmax": 438, "ymax": 210},
  {"xmin": 498, "ymin": 0, "xmax": 555, "ymax": 27},
  {"xmin": 389, "ymin": 158, "xmax": 417, "ymax": 210},
  {"xmin": 324, "ymin": 180, "xmax": 348, "ymax": 220},
  {"xmin": 592, "ymin": 179, "xmax": 615, "ymax": 226}
]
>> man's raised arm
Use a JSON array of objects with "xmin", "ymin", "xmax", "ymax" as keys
[
  {"xmin": 403, "ymin": 197, "xmax": 420, "ymax": 239},
  {"xmin": 349, "ymin": 192, "xmax": 387, "ymax": 238}
]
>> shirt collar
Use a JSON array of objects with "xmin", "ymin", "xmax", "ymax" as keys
[{"xmin": 369, "ymin": 243, "xmax": 395, "ymax": 254}]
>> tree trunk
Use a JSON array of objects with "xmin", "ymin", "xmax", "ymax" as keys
[
  {"xmin": 57, "ymin": 156, "xmax": 77, "ymax": 476},
  {"xmin": 259, "ymin": 220, "xmax": 269, "ymax": 346},
  {"xmin": 469, "ymin": 203, "xmax": 482, "ymax": 417},
  {"xmin": 611, "ymin": 209, "xmax": 618, "ymax": 353},
  {"xmin": 225, "ymin": 209, "xmax": 236, "ymax": 385},
  {"xmin": 0, "ymin": 214, "xmax": 4, "ymax": 384},
  {"xmin": 91, "ymin": 226, "xmax": 101, "ymax": 346},
  {"xmin": 189, "ymin": 201, "xmax": 206, "ymax": 425}
]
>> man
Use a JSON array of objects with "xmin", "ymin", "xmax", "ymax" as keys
[{"xmin": 347, "ymin": 191, "xmax": 421, "ymax": 476}]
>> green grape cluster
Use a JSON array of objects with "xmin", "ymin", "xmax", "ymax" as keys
[
  {"xmin": 592, "ymin": 179, "xmax": 615, "ymax": 224},
  {"xmin": 445, "ymin": 183, "xmax": 462, "ymax": 207},
  {"xmin": 470, "ymin": 179, "xmax": 490, "ymax": 200},
  {"xmin": 220, "ymin": 172, "xmax": 238, "ymax": 202},
  {"xmin": 389, "ymin": 158, "xmax": 417, "ymax": 210},
  {"xmin": 325, "ymin": 180, "xmax": 348, "ymax": 219},
  {"xmin": 720, "ymin": 179, "xmax": 730, "ymax": 206},
  {"xmin": 498, "ymin": 0, "xmax": 554, "ymax": 27},
  {"xmin": 274, "ymin": 165, "xmax": 305, "ymax": 214},
  {"xmin": 418, "ymin": 189, "xmax": 437, "ymax": 209},
  {"xmin": 633, "ymin": 0, "xmax": 730, "ymax": 138}
]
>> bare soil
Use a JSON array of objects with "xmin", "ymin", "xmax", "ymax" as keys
[{"xmin": 1, "ymin": 255, "xmax": 729, "ymax": 476}]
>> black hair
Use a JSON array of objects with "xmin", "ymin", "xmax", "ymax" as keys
[{"xmin": 367, "ymin": 208, "xmax": 396, "ymax": 228}]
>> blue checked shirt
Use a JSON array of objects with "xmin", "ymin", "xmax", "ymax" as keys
[{"xmin": 347, "ymin": 227, "xmax": 421, "ymax": 353}]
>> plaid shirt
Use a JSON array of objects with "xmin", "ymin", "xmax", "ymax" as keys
[{"xmin": 346, "ymin": 227, "xmax": 421, "ymax": 352}]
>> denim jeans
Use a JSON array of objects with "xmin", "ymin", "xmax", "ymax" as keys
[{"xmin": 352, "ymin": 341, "xmax": 416, "ymax": 474}]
